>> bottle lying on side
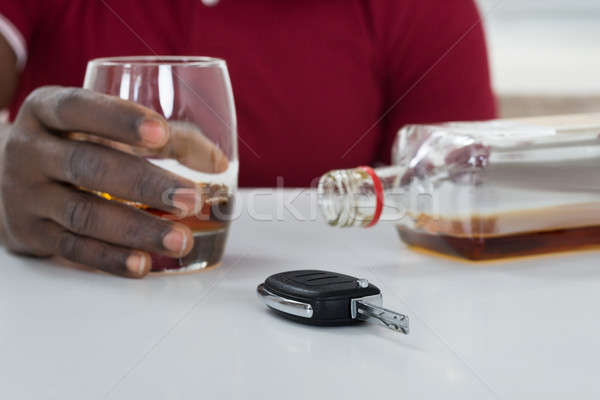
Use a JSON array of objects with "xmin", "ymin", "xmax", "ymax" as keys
[{"xmin": 318, "ymin": 113, "xmax": 600, "ymax": 261}]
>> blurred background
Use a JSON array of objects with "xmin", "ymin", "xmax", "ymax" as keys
[
  {"xmin": 1, "ymin": 1, "xmax": 598, "ymax": 121},
  {"xmin": 478, "ymin": 0, "xmax": 600, "ymax": 117}
]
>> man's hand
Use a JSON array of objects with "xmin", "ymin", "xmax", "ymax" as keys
[{"xmin": 0, "ymin": 86, "xmax": 219, "ymax": 278}]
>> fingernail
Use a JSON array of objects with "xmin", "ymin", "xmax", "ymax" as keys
[
  {"xmin": 139, "ymin": 119, "xmax": 168, "ymax": 147},
  {"xmin": 172, "ymin": 188, "xmax": 202, "ymax": 216},
  {"xmin": 126, "ymin": 251, "xmax": 149, "ymax": 276},
  {"xmin": 163, "ymin": 227, "xmax": 189, "ymax": 255}
]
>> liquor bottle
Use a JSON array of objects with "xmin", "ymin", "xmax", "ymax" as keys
[{"xmin": 318, "ymin": 113, "xmax": 600, "ymax": 261}]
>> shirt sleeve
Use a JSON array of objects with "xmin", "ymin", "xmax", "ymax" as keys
[
  {"xmin": 0, "ymin": 0, "xmax": 41, "ymax": 70},
  {"xmin": 375, "ymin": 0, "xmax": 497, "ymax": 164}
]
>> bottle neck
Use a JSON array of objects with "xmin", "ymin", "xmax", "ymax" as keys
[{"xmin": 318, "ymin": 166, "xmax": 405, "ymax": 228}]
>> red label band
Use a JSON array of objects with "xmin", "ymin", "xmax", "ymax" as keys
[{"xmin": 359, "ymin": 166, "xmax": 383, "ymax": 228}]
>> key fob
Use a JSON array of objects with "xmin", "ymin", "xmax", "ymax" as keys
[{"xmin": 257, "ymin": 269, "xmax": 409, "ymax": 333}]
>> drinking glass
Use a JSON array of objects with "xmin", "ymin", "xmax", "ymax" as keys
[{"xmin": 83, "ymin": 56, "xmax": 238, "ymax": 273}]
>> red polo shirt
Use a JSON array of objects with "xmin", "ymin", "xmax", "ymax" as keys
[{"xmin": 0, "ymin": 0, "xmax": 496, "ymax": 187}]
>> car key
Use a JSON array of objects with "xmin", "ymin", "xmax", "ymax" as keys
[{"xmin": 257, "ymin": 269, "xmax": 409, "ymax": 334}]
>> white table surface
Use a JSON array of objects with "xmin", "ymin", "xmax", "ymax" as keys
[{"xmin": 1, "ymin": 189, "xmax": 599, "ymax": 399}]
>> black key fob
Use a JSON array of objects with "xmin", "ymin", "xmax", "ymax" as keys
[{"xmin": 257, "ymin": 270, "xmax": 409, "ymax": 333}]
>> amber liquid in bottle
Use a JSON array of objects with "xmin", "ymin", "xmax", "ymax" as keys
[
  {"xmin": 395, "ymin": 206, "xmax": 600, "ymax": 260},
  {"xmin": 398, "ymin": 225, "xmax": 600, "ymax": 261}
]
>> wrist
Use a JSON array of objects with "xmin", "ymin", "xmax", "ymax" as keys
[{"xmin": 0, "ymin": 124, "xmax": 11, "ymax": 247}]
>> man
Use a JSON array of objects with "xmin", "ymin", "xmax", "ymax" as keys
[{"xmin": 0, "ymin": 0, "xmax": 496, "ymax": 277}]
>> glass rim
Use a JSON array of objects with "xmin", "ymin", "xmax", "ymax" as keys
[{"xmin": 87, "ymin": 55, "xmax": 226, "ymax": 68}]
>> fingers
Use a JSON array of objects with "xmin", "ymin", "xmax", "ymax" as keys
[
  {"xmin": 35, "ymin": 220, "xmax": 152, "ymax": 278},
  {"xmin": 89, "ymin": 121, "xmax": 230, "ymax": 173},
  {"xmin": 37, "ymin": 137, "xmax": 201, "ymax": 214},
  {"xmin": 19, "ymin": 86, "xmax": 169, "ymax": 148},
  {"xmin": 35, "ymin": 184, "xmax": 193, "ymax": 258},
  {"xmin": 164, "ymin": 121, "xmax": 229, "ymax": 173}
]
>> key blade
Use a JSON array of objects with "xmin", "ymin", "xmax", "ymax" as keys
[{"xmin": 356, "ymin": 301, "xmax": 409, "ymax": 334}]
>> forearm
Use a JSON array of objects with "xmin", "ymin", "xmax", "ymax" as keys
[
  {"xmin": 0, "ymin": 33, "xmax": 18, "ymax": 109},
  {"xmin": 0, "ymin": 123, "xmax": 11, "ymax": 247},
  {"xmin": 0, "ymin": 30, "xmax": 19, "ymax": 245}
]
